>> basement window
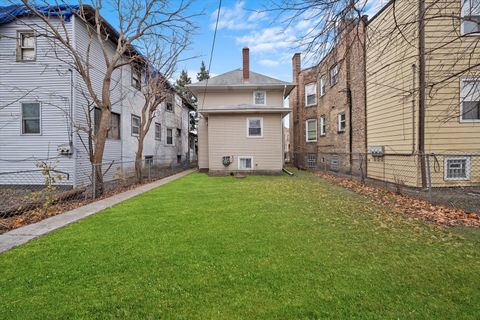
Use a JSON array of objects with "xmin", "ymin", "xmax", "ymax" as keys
[
  {"xmin": 444, "ymin": 156, "xmax": 470, "ymax": 180},
  {"xmin": 307, "ymin": 153, "xmax": 317, "ymax": 168},
  {"xmin": 461, "ymin": 0, "xmax": 480, "ymax": 35},
  {"xmin": 460, "ymin": 77, "xmax": 480, "ymax": 121},
  {"xmin": 17, "ymin": 31, "xmax": 36, "ymax": 61},
  {"xmin": 238, "ymin": 156, "xmax": 253, "ymax": 170}
]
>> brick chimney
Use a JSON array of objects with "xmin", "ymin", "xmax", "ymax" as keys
[
  {"xmin": 292, "ymin": 53, "xmax": 301, "ymax": 84},
  {"xmin": 242, "ymin": 47, "xmax": 249, "ymax": 82}
]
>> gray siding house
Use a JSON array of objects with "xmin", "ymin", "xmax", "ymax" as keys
[{"xmin": 0, "ymin": 5, "xmax": 192, "ymax": 187}]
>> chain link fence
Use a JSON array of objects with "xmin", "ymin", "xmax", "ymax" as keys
[
  {"xmin": 292, "ymin": 151, "xmax": 480, "ymax": 215},
  {"xmin": 0, "ymin": 156, "xmax": 195, "ymax": 233}
]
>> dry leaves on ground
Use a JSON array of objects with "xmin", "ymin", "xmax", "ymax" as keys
[{"xmin": 314, "ymin": 172, "xmax": 480, "ymax": 228}]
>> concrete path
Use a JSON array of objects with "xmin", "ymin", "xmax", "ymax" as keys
[{"xmin": 0, "ymin": 169, "xmax": 196, "ymax": 254}]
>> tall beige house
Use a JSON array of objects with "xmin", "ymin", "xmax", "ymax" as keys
[
  {"xmin": 367, "ymin": 0, "xmax": 480, "ymax": 187},
  {"xmin": 187, "ymin": 48, "xmax": 294, "ymax": 175}
]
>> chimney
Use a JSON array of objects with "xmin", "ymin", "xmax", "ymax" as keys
[
  {"xmin": 242, "ymin": 47, "xmax": 249, "ymax": 82},
  {"xmin": 292, "ymin": 53, "xmax": 301, "ymax": 84}
]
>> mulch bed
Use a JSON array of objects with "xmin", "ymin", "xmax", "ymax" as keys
[{"xmin": 314, "ymin": 172, "xmax": 480, "ymax": 228}]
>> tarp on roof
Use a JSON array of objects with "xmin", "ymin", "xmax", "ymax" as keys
[{"xmin": 0, "ymin": 4, "xmax": 80, "ymax": 25}]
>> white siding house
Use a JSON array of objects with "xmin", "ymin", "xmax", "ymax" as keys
[{"xmin": 0, "ymin": 6, "xmax": 192, "ymax": 187}]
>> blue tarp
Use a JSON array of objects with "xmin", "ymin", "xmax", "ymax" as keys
[{"xmin": 0, "ymin": 4, "xmax": 80, "ymax": 25}]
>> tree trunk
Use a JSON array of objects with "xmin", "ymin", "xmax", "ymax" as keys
[
  {"xmin": 135, "ymin": 134, "xmax": 145, "ymax": 183},
  {"xmin": 92, "ymin": 108, "xmax": 111, "ymax": 197}
]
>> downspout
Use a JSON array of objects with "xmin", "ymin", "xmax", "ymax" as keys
[
  {"xmin": 418, "ymin": 0, "xmax": 427, "ymax": 188},
  {"xmin": 71, "ymin": 15, "xmax": 77, "ymax": 187}
]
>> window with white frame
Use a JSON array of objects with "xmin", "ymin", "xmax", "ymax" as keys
[
  {"xmin": 166, "ymin": 94, "xmax": 174, "ymax": 112},
  {"xmin": 444, "ymin": 156, "xmax": 470, "ymax": 180},
  {"xmin": 320, "ymin": 116, "xmax": 326, "ymax": 136},
  {"xmin": 238, "ymin": 156, "xmax": 253, "ymax": 170},
  {"xmin": 338, "ymin": 112, "xmax": 346, "ymax": 132},
  {"xmin": 155, "ymin": 123, "xmax": 161, "ymax": 140},
  {"xmin": 131, "ymin": 115, "xmax": 140, "ymax": 136},
  {"xmin": 306, "ymin": 119, "xmax": 317, "ymax": 142},
  {"xmin": 94, "ymin": 108, "xmax": 120, "ymax": 139},
  {"xmin": 253, "ymin": 91, "xmax": 266, "ymax": 105},
  {"xmin": 166, "ymin": 128, "xmax": 173, "ymax": 145},
  {"xmin": 330, "ymin": 64, "xmax": 339, "ymax": 86},
  {"xmin": 307, "ymin": 153, "xmax": 317, "ymax": 168},
  {"xmin": 17, "ymin": 31, "xmax": 35, "ymax": 61},
  {"xmin": 131, "ymin": 65, "xmax": 141, "ymax": 90},
  {"xmin": 460, "ymin": 77, "xmax": 480, "ymax": 121},
  {"xmin": 247, "ymin": 117, "xmax": 263, "ymax": 137},
  {"xmin": 320, "ymin": 75, "xmax": 326, "ymax": 96},
  {"xmin": 461, "ymin": 0, "xmax": 480, "ymax": 35},
  {"xmin": 305, "ymin": 83, "xmax": 317, "ymax": 106},
  {"xmin": 21, "ymin": 102, "xmax": 40, "ymax": 134}
]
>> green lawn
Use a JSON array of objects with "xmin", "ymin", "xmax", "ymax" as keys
[{"xmin": 1, "ymin": 171, "xmax": 479, "ymax": 319}]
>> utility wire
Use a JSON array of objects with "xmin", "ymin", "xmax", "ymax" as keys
[{"xmin": 201, "ymin": 0, "xmax": 222, "ymax": 110}]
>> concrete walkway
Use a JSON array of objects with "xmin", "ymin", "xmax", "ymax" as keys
[{"xmin": 0, "ymin": 169, "xmax": 196, "ymax": 254}]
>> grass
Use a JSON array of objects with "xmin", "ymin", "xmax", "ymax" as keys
[{"xmin": 0, "ymin": 171, "xmax": 479, "ymax": 319}]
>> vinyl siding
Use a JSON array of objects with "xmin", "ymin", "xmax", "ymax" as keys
[
  {"xmin": 366, "ymin": 0, "xmax": 421, "ymax": 186},
  {"xmin": 207, "ymin": 114, "xmax": 283, "ymax": 172},
  {"xmin": 196, "ymin": 90, "xmax": 284, "ymax": 109}
]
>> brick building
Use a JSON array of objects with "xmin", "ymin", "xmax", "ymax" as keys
[{"xmin": 290, "ymin": 17, "xmax": 367, "ymax": 174}]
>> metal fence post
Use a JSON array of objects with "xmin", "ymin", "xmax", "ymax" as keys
[
  {"xmin": 148, "ymin": 160, "xmax": 151, "ymax": 180},
  {"xmin": 92, "ymin": 164, "xmax": 96, "ymax": 200},
  {"xmin": 426, "ymin": 154, "xmax": 433, "ymax": 203}
]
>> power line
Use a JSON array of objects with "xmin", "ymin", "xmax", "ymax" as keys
[{"xmin": 201, "ymin": 0, "xmax": 222, "ymax": 110}]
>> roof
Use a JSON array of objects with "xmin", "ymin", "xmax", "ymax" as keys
[
  {"xmin": 199, "ymin": 104, "xmax": 291, "ymax": 116},
  {"xmin": 0, "ymin": 4, "xmax": 79, "ymax": 24},
  {"xmin": 187, "ymin": 68, "xmax": 295, "ymax": 98}
]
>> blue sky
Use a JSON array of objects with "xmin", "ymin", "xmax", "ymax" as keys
[{"xmin": 177, "ymin": 0, "xmax": 389, "ymax": 83}]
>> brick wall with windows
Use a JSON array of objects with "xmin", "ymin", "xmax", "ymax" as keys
[{"xmin": 290, "ymin": 17, "xmax": 367, "ymax": 174}]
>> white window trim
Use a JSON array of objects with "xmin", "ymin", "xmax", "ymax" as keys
[
  {"xmin": 253, "ymin": 90, "xmax": 267, "ymax": 105},
  {"xmin": 444, "ymin": 156, "xmax": 471, "ymax": 181},
  {"xmin": 238, "ymin": 156, "xmax": 254, "ymax": 170},
  {"xmin": 17, "ymin": 30, "xmax": 36, "ymax": 62},
  {"xmin": 320, "ymin": 76, "xmax": 326, "ymax": 96},
  {"xmin": 131, "ymin": 114, "xmax": 140, "ymax": 136},
  {"xmin": 155, "ymin": 122, "xmax": 161, "ymax": 141},
  {"xmin": 459, "ymin": 77, "xmax": 480, "ymax": 123},
  {"xmin": 304, "ymin": 83, "xmax": 317, "ymax": 107},
  {"xmin": 338, "ymin": 112, "xmax": 346, "ymax": 132},
  {"xmin": 246, "ymin": 117, "xmax": 263, "ymax": 138},
  {"xmin": 21, "ymin": 102, "xmax": 41, "ymax": 135},
  {"xmin": 305, "ymin": 119, "xmax": 317, "ymax": 142},
  {"xmin": 166, "ymin": 128, "xmax": 174, "ymax": 146},
  {"xmin": 461, "ymin": 0, "xmax": 480, "ymax": 36},
  {"xmin": 320, "ymin": 116, "xmax": 326, "ymax": 136}
]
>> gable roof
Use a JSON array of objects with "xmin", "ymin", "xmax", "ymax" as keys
[{"xmin": 187, "ymin": 68, "xmax": 295, "ymax": 98}]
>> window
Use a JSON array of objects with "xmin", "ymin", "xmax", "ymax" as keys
[
  {"xmin": 247, "ymin": 117, "xmax": 263, "ymax": 137},
  {"xmin": 320, "ymin": 116, "xmax": 326, "ymax": 136},
  {"xmin": 131, "ymin": 65, "xmax": 141, "ymax": 90},
  {"xmin": 145, "ymin": 155, "xmax": 153, "ymax": 165},
  {"xmin": 176, "ymin": 128, "xmax": 182, "ymax": 137},
  {"xmin": 330, "ymin": 64, "xmax": 339, "ymax": 86},
  {"xmin": 461, "ymin": 0, "xmax": 480, "ymax": 35},
  {"xmin": 166, "ymin": 128, "xmax": 173, "ymax": 145},
  {"xmin": 444, "ymin": 156, "xmax": 470, "ymax": 180},
  {"xmin": 305, "ymin": 83, "xmax": 317, "ymax": 106},
  {"xmin": 305, "ymin": 119, "xmax": 317, "ymax": 142},
  {"xmin": 253, "ymin": 91, "xmax": 266, "ymax": 105},
  {"xmin": 460, "ymin": 77, "xmax": 480, "ymax": 121},
  {"xmin": 166, "ymin": 95, "xmax": 174, "ymax": 112},
  {"xmin": 307, "ymin": 153, "xmax": 317, "ymax": 168},
  {"xmin": 320, "ymin": 76, "xmax": 326, "ymax": 96},
  {"xmin": 338, "ymin": 112, "xmax": 346, "ymax": 132},
  {"xmin": 94, "ymin": 108, "xmax": 120, "ymax": 139},
  {"xmin": 17, "ymin": 31, "xmax": 35, "ymax": 61},
  {"xmin": 238, "ymin": 156, "xmax": 253, "ymax": 170},
  {"xmin": 131, "ymin": 115, "xmax": 140, "ymax": 136},
  {"xmin": 155, "ymin": 123, "xmax": 161, "ymax": 140},
  {"xmin": 21, "ymin": 102, "xmax": 40, "ymax": 134}
]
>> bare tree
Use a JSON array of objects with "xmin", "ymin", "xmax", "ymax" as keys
[
  {"xmin": 20, "ymin": 0, "xmax": 196, "ymax": 195},
  {"xmin": 133, "ymin": 36, "xmax": 190, "ymax": 183}
]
